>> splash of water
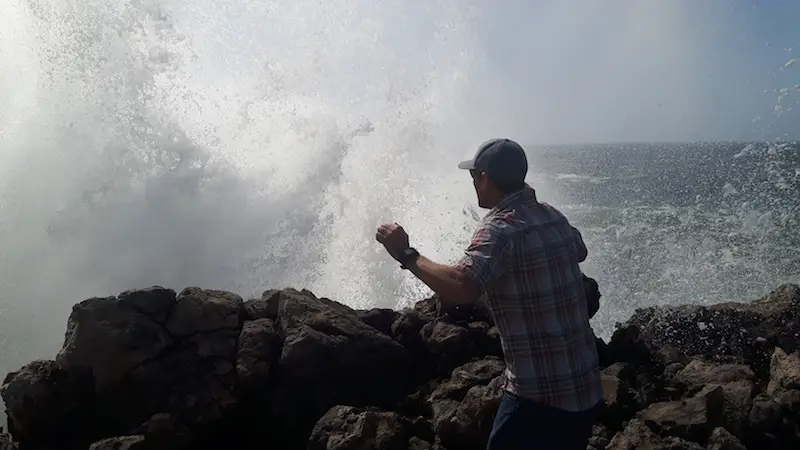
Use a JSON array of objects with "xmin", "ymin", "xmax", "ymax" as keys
[{"xmin": 0, "ymin": 0, "xmax": 496, "ymax": 371}]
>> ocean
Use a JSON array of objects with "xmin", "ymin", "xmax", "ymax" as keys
[
  {"xmin": 0, "ymin": 0, "xmax": 798, "ymax": 404},
  {"xmin": 526, "ymin": 141, "xmax": 800, "ymax": 339}
]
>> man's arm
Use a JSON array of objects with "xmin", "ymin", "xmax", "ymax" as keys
[
  {"xmin": 376, "ymin": 220, "xmax": 510, "ymax": 309},
  {"xmin": 410, "ymin": 220, "xmax": 511, "ymax": 309},
  {"xmin": 403, "ymin": 256, "xmax": 481, "ymax": 307}
]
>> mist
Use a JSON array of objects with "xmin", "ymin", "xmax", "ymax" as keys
[{"xmin": 0, "ymin": 0, "xmax": 796, "ymax": 383}]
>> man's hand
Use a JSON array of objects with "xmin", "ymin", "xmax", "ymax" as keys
[
  {"xmin": 376, "ymin": 223, "xmax": 410, "ymax": 262},
  {"xmin": 375, "ymin": 222, "xmax": 481, "ymax": 307}
]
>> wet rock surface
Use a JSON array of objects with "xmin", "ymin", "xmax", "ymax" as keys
[{"xmin": 0, "ymin": 281, "xmax": 798, "ymax": 449}]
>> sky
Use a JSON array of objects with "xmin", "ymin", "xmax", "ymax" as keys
[
  {"xmin": 155, "ymin": 0, "xmax": 800, "ymax": 145},
  {"xmin": 472, "ymin": 0, "xmax": 800, "ymax": 144}
]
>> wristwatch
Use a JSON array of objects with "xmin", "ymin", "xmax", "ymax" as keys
[{"xmin": 399, "ymin": 247, "xmax": 420, "ymax": 270}]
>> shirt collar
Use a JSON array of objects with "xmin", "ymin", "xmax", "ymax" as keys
[{"xmin": 489, "ymin": 184, "xmax": 538, "ymax": 215}]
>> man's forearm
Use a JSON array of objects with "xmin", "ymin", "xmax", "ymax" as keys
[{"xmin": 405, "ymin": 255, "xmax": 478, "ymax": 307}]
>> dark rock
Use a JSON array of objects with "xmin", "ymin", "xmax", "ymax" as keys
[
  {"xmin": 235, "ymin": 318, "xmax": 281, "ymax": 393},
  {"xmin": 599, "ymin": 374, "xmax": 638, "ymax": 430},
  {"xmin": 588, "ymin": 423, "xmax": 613, "ymax": 450},
  {"xmin": 4, "ymin": 282, "xmax": 800, "ymax": 450},
  {"xmin": 420, "ymin": 319, "xmax": 480, "ymax": 375},
  {"xmin": 308, "ymin": 405, "xmax": 412, "ymax": 450},
  {"xmin": 673, "ymin": 360, "xmax": 755, "ymax": 388},
  {"xmin": 430, "ymin": 371, "xmax": 505, "ymax": 450},
  {"xmin": 118, "ymin": 286, "xmax": 176, "ymax": 324},
  {"xmin": 767, "ymin": 347, "xmax": 800, "ymax": 395},
  {"xmin": 637, "ymin": 384, "xmax": 724, "ymax": 443},
  {"xmin": 706, "ymin": 427, "xmax": 747, "ymax": 450},
  {"xmin": 427, "ymin": 358, "xmax": 505, "ymax": 450},
  {"xmin": 89, "ymin": 436, "xmax": 147, "ymax": 450},
  {"xmin": 243, "ymin": 289, "xmax": 279, "ymax": 320},
  {"xmin": 357, "ymin": 308, "xmax": 401, "ymax": 337},
  {"xmin": 718, "ymin": 380, "xmax": 755, "ymax": 438},
  {"xmin": 623, "ymin": 284, "xmax": 800, "ymax": 375},
  {"xmin": 165, "ymin": 288, "xmax": 243, "ymax": 338},
  {"xmin": 265, "ymin": 290, "xmax": 414, "ymax": 448},
  {"xmin": 0, "ymin": 360, "xmax": 94, "ymax": 447},
  {"xmin": 57, "ymin": 294, "xmax": 173, "ymax": 390}
]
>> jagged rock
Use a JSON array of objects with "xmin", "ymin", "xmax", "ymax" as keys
[
  {"xmin": 428, "ymin": 358, "xmax": 505, "ymax": 450},
  {"xmin": 3, "ymin": 283, "xmax": 800, "ymax": 450},
  {"xmin": 673, "ymin": 360, "xmax": 755, "ymax": 387},
  {"xmin": 431, "ymin": 376, "xmax": 505, "ymax": 450},
  {"xmin": 420, "ymin": 320, "xmax": 481, "ymax": 375},
  {"xmin": 243, "ymin": 289, "xmax": 279, "ymax": 320},
  {"xmin": 165, "ymin": 288, "xmax": 243, "ymax": 338},
  {"xmin": 235, "ymin": 318, "xmax": 281, "ymax": 392},
  {"xmin": 599, "ymin": 374, "xmax": 637, "ymax": 430},
  {"xmin": 127, "ymin": 413, "xmax": 192, "ymax": 449},
  {"xmin": 767, "ymin": 347, "xmax": 800, "ymax": 395},
  {"xmin": 265, "ymin": 290, "xmax": 414, "ymax": 448},
  {"xmin": 357, "ymin": 308, "xmax": 401, "ymax": 337},
  {"xmin": 638, "ymin": 384, "xmax": 724, "ymax": 443},
  {"xmin": 307, "ymin": 406, "xmax": 411, "ymax": 450},
  {"xmin": 718, "ymin": 380, "xmax": 755, "ymax": 438},
  {"xmin": 0, "ymin": 360, "xmax": 94, "ymax": 447},
  {"xmin": 89, "ymin": 436, "xmax": 147, "ymax": 450},
  {"xmin": 588, "ymin": 424, "xmax": 613, "ymax": 450},
  {"xmin": 706, "ymin": 427, "xmax": 746, "ymax": 450},
  {"xmin": 57, "ymin": 294, "xmax": 173, "ymax": 391},
  {"xmin": 606, "ymin": 419, "xmax": 660, "ymax": 449},
  {"xmin": 624, "ymin": 284, "xmax": 800, "ymax": 376}
]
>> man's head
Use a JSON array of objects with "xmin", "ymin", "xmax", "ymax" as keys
[{"xmin": 458, "ymin": 138, "xmax": 528, "ymax": 208}]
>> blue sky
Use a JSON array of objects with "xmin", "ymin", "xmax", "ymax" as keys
[{"xmin": 471, "ymin": 0, "xmax": 800, "ymax": 143}]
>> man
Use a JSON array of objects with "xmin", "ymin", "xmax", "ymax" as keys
[{"xmin": 376, "ymin": 138, "xmax": 603, "ymax": 450}]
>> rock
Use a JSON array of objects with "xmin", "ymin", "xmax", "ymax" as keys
[
  {"xmin": 3, "ymin": 282, "xmax": 800, "ymax": 450},
  {"xmin": 599, "ymin": 374, "xmax": 637, "ymax": 430},
  {"xmin": 0, "ymin": 360, "xmax": 94, "ymax": 447},
  {"xmin": 603, "ymin": 362, "xmax": 636, "ymax": 385},
  {"xmin": 89, "ymin": 436, "xmax": 147, "ymax": 450},
  {"xmin": 243, "ymin": 289, "xmax": 279, "ymax": 320},
  {"xmin": 431, "ymin": 375, "xmax": 505, "ymax": 450},
  {"xmin": 57, "ymin": 294, "xmax": 173, "ymax": 391},
  {"xmin": 420, "ymin": 320, "xmax": 480, "ymax": 375},
  {"xmin": 117, "ymin": 286, "xmax": 176, "ymax": 324},
  {"xmin": 588, "ymin": 424, "xmax": 613, "ymax": 450},
  {"xmin": 606, "ymin": 419, "xmax": 661, "ymax": 449},
  {"xmin": 235, "ymin": 318, "xmax": 281, "ymax": 393},
  {"xmin": 165, "ymin": 288, "xmax": 243, "ymax": 338},
  {"xmin": 266, "ymin": 290, "xmax": 414, "ymax": 448},
  {"xmin": 766, "ymin": 347, "xmax": 800, "ymax": 395},
  {"xmin": 706, "ymin": 427, "xmax": 747, "ymax": 450},
  {"xmin": 718, "ymin": 380, "xmax": 755, "ymax": 438},
  {"xmin": 623, "ymin": 284, "xmax": 800, "ymax": 375},
  {"xmin": 357, "ymin": 308, "xmax": 401, "ymax": 337},
  {"xmin": 307, "ymin": 405, "xmax": 411, "ymax": 450},
  {"xmin": 427, "ymin": 358, "xmax": 505, "ymax": 450},
  {"xmin": 638, "ymin": 385, "xmax": 724, "ymax": 443},
  {"xmin": 673, "ymin": 360, "xmax": 755, "ymax": 388}
]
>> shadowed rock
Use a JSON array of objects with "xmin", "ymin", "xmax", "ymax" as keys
[{"xmin": 1, "ymin": 282, "xmax": 798, "ymax": 450}]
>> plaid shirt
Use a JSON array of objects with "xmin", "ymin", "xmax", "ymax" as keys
[{"xmin": 455, "ymin": 185, "xmax": 602, "ymax": 412}]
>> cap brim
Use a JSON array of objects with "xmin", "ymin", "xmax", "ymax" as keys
[{"xmin": 457, "ymin": 159, "xmax": 475, "ymax": 170}]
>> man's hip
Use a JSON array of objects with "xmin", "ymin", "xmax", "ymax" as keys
[{"xmin": 487, "ymin": 391, "xmax": 604, "ymax": 450}]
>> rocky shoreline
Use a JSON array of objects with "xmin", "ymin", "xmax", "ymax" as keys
[{"xmin": 1, "ymin": 282, "xmax": 798, "ymax": 449}]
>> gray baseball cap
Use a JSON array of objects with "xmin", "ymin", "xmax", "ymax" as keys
[{"xmin": 457, "ymin": 138, "xmax": 528, "ymax": 186}]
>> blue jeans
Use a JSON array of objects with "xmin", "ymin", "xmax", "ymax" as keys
[{"xmin": 487, "ymin": 392, "xmax": 603, "ymax": 450}]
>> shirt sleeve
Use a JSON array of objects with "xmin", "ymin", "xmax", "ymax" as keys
[{"xmin": 454, "ymin": 217, "xmax": 512, "ymax": 290}]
